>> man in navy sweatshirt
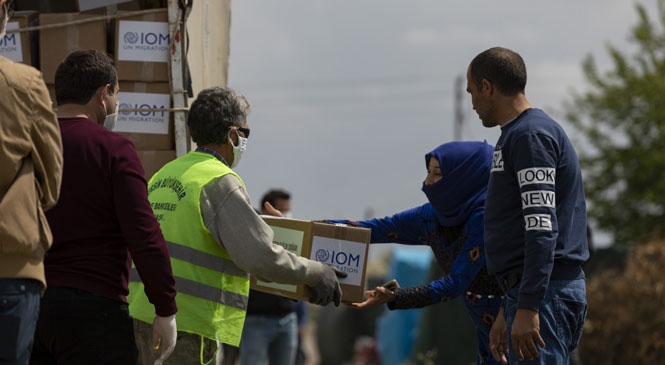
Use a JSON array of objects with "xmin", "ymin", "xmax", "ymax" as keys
[{"xmin": 466, "ymin": 47, "xmax": 589, "ymax": 365}]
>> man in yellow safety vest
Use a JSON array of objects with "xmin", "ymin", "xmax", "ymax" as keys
[{"xmin": 129, "ymin": 86, "xmax": 345, "ymax": 365}]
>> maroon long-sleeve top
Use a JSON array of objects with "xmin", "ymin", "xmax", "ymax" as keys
[{"xmin": 44, "ymin": 117, "xmax": 177, "ymax": 317}]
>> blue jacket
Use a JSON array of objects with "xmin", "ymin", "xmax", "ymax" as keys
[{"xmin": 329, "ymin": 205, "xmax": 502, "ymax": 308}]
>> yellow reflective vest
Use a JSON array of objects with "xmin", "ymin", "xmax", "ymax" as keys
[{"xmin": 128, "ymin": 151, "xmax": 249, "ymax": 346}]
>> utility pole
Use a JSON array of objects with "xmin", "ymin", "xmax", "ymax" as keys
[{"xmin": 454, "ymin": 75, "xmax": 464, "ymax": 141}]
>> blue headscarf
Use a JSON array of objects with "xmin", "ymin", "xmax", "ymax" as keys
[{"xmin": 421, "ymin": 141, "xmax": 494, "ymax": 227}]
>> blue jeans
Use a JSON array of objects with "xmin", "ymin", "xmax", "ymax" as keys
[
  {"xmin": 504, "ymin": 279, "xmax": 587, "ymax": 364},
  {"xmin": 240, "ymin": 312, "xmax": 298, "ymax": 365},
  {"xmin": 0, "ymin": 279, "xmax": 42, "ymax": 365},
  {"xmin": 30, "ymin": 287, "xmax": 138, "ymax": 365}
]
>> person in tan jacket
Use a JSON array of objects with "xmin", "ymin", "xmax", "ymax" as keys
[{"xmin": 0, "ymin": 1, "xmax": 64, "ymax": 363}]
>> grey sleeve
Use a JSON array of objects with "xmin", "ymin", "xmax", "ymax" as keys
[{"xmin": 200, "ymin": 175, "xmax": 324, "ymax": 285}]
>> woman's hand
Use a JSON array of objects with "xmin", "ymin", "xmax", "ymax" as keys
[{"xmin": 348, "ymin": 286, "xmax": 396, "ymax": 309}]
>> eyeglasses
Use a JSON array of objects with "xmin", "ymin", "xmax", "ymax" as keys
[{"xmin": 234, "ymin": 126, "xmax": 250, "ymax": 138}]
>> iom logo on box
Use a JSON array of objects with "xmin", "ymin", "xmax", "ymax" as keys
[
  {"xmin": 314, "ymin": 249, "xmax": 361, "ymax": 273},
  {"xmin": 0, "ymin": 22, "xmax": 22, "ymax": 62},
  {"xmin": 122, "ymin": 31, "xmax": 169, "ymax": 47},
  {"xmin": 311, "ymin": 236, "xmax": 366, "ymax": 286},
  {"xmin": 118, "ymin": 20, "xmax": 169, "ymax": 63},
  {"xmin": 0, "ymin": 32, "xmax": 17, "ymax": 47},
  {"xmin": 119, "ymin": 102, "xmax": 167, "ymax": 118},
  {"xmin": 123, "ymin": 32, "xmax": 139, "ymax": 44},
  {"xmin": 115, "ymin": 92, "xmax": 170, "ymax": 135}
]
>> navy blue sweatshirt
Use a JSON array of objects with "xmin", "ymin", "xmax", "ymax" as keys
[{"xmin": 484, "ymin": 108, "xmax": 590, "ymax": 311}]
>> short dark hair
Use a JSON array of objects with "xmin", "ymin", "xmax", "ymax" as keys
[
  {"xmin": 261, "ymin": 189, "xmax": 291, "ymax": 208},
  {"xmin": 54, "ymin": 50, "xmax": 118, "ymax": 105},
  {"xmin": 468, "ymin": 47, "xmax": 527, "ymax": 95},
  {"xmin": 187, "ymin": 87, "xmax": 251, "ymax": 145}
]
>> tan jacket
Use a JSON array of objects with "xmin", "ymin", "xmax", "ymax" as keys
[{"xmin": 0, "ymin": 56, "xmax": 63, "ymax": 287}]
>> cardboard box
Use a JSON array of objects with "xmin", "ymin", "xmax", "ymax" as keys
[
  {"xmin": 39, "ymin": 13, "xmax": 107, "ymax": 83},
  {"xmin": 0, "ymin": 11, "xmax": 38, "ymax": 67},
  {"xmin": 16, "ymin": 0, "xmax": 132, "ymax": 12},
  {"xmin": 252, "ymin": 217, "xmax": 370, "ymax": 303},
  {"xmin": 135, "ymin": 149, "xmax": 176, "ymax": 179},
  {"xmin": 14, "ymin": 0, "xmax": 51, "ymax": 12},
  {"xmin": 117, "ymin": 81, "xmax": 174, "ymax": 150},
  {"xmin": 117, "ymin": 1, "xmax": 141, "ymax": 11},
  {"xmin": 136, "ymin": 0, "xmax": 167, "ymax": 9},
  {"xmin": 52, "ymin": 0, "xmax": 134, "ymax": 12},
  {"xmin": 115, "ymin": 9, "xmax": 169, "ymax": 82}
]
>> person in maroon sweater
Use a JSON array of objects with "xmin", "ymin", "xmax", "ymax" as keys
[{"xmin": 29, "ymin": 50, "xmax": 178, "ymax": 365}]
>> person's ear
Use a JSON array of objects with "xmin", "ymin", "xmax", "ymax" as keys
[
  {"xmin": 481, "ymin": 79, "xmax": 493, "ymax": 95},
  {"xmin": 95, "ymin": 84, "xmax": 109, "ymax": 106},
  {"xmin": 226, "ymin": 128, "xmax": 238, "ymax": 146}
]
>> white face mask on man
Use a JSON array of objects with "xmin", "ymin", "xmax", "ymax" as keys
[
  {"xmin": 104, "ymin": 102, "xmax": 119, "ymax": 131},
  {"xmin": 228, "ymin": 128, "xmax": 248, "ymax": 168},
  {"xmin": 281, "ymin": 211, "xmax": 293, "ymax": 219}
]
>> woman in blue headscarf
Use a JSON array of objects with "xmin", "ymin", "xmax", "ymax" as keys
[{"xmin": 327, "ymin": 141, "xmax": 503, "ymax": 365}]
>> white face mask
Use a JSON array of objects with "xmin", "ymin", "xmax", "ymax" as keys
[
  {"xmin": 104, "ymin": 101, "xmax": 119, "ymax": 131},
  {"xmin": 228, "ymin": 129, "xmax": 247, "ymax": 168},
  {"xmin": 0, "ymin": 4, "xmax": 10, "ymax": 39}
]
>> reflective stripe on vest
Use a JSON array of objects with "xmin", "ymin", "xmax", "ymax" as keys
[
  {"xmin": 165, "ymin": 239, "xmax": 246, "ymax": 278},
  {"xmin": 129, "ymin": 269, "xmax": 248, "ymax": 310},
  {"xmin": 129, "ymin": 240, "xmax": 248, "ymax": 310}
]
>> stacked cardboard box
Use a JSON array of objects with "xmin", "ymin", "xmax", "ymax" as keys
[
  {"xmin": 13, "ymin": 1, "xmax": 175, "ymax": 178},
  {"xmin": 115, "ymin": 9, "xmax": 169, "ymax": 82},
  {"xmin": 61, "ymin": 0, "xmax": 134, "ymax": 12},
  {"xmin": 39, "ymin": 13, "xmax": 107, "ymax": 84},
  {"xmin": 114, "ymin": 8, "xmax": 174, "ymax": 178},
  {"xmin": 116, "ymin": 80, "xmax": 175, "ymax": 178},
  {"xmin": 135, "ymin": 150, "xmax": 177, "ymax": 179},
  {"xmin": 15, "ymin": 0, "xmax": 134, "ymax": 12},
  {"xmin": 0, "ymin": 11, "xmax": 38, "ymax": 67}
]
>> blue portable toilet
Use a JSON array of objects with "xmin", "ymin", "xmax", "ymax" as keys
[{"xmin": 375, "ymin": 247, "xmax": 433, "ymax": 365}]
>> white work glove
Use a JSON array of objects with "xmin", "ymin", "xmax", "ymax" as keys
[{"xmin": 152, "ymin": 314, "xmax": 177, "ymax": 365}]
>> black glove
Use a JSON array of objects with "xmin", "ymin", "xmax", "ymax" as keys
[{"xmin": 306, "ymin": 265, "xmax": 347, "ymax": 306}]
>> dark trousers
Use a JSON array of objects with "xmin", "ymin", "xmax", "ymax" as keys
[
  {"xmin": 0, "ymin": 278, "xmax": 42, "ymax": 365},
  {"xmin": 30, "ymin": 287, "xmax": 138, "ymax": 365}
]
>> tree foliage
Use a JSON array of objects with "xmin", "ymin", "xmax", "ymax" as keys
[
  {"xmin": 579, "ymin": 240, "xmax": 665, "ymax": 363},
  {"xmin": 565, "ymin": 0, "xmax": 665, "ymax": 245}
]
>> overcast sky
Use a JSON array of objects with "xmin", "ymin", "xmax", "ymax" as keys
[{"xmin": 227, "ymin": 0, "xmax": 657, "ymax": 248}]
